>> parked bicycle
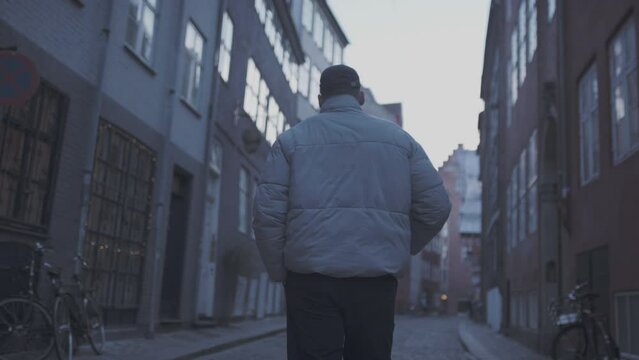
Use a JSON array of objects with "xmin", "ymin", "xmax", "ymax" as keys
[
  {"xmin": 51, "ymin": 255, "xmax": 105, "ymax": 359},
  {"xmin": 0, "ymin": 242, "xmax": 55, "ymax": 360},
  {"xmin": 549, "ymin": 282, "xmax": 620, "ymax": 360}
]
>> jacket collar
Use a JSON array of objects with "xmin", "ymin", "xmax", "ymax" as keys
[{"xmin": 319, "ymin": 94, "xmax": 362, "ymax": 113}]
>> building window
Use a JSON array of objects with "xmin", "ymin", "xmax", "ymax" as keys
[
  {"xmin": 310, "ymin": 65, "xmax": 321, "ymax": 109},
  {"xmin": 182, "ymin": 22, "xmax": 205, "ymax": 108},
  {"xmin": 0, "ymin": 83, "xmax": 66, "ymax": 231},
  {"xmin": 518, "ymin": 150, "xmax": 527, "ymax": 242},
  {"xmin": 84, "ymin": 121, "xmax": 156, "ymax": 326},
  {"xmin": 527, "ymin": 0, "xmax": 537, "ymax": 62},
  {"xmin": 218, "ymin": 12, "xmax": 234, "ymax": 83},
  {"xmin": 508, "ymin": 30, "xmax": 518, "ymax": 127},
  {"xmin": 517, "ymin": 2, "xmax": 527, "ymax": 85},
  {"xmin": 578, "ymin": 64, "xmax": 600, "ymax": 184},
  {"xmin": 609, "ymin": 19, "xmax": 639, "ymax": 163},
  {"xmin": 302, "ymin": 0, "xmax": 314, "ymax": 32},
  {"xmin": 298, "ymin": 58, "xmax": 310, "ymax": 98},
  {"xmin": 255, "ymin": 0, "xmax": 267, "ymax": 23},
  {"xmin": 615, "ymin": 292, "xmax": 639, "ymax": 357},
  {"xmin": 125, "ymin": 0, "xmax": 158, "ymax": 62},
  {"xmin": 509, "ymin": 169, "xmax": 518, "ymax": 250},
  {"xmin": 528, "ymin": 291, "xmax": 538, "ymax": 329},
  {"xmin": 313, "ymin": 12, "xmax": 324, "ymax": 48},
  {"xmin": 245, "ymin": 59, "xmax": 270, "ymax": 134},
  {"xmin": 238, "ymin": 168, "xmax": 249, "ymax": 233},
  {"xmin": 527, "ymin": 131, "xmax": 538, "ymax": 234},
  {"xmin": 266, "ymin": 99, "xmax": 282, "ymax": 145},
  {"xmin": 547, "ymin": 0, "xmax": 556, "ymax": 21},
  {"xmin": 334, "ymin": 43, "xmax": 343, "ymax": 64},
  {"xmin": 324, "ymin": 29, "xmax": 334, "ymax": 63},
  {"xmin": 287, "ymin": 55, "xmax": 299, "ymax": 93}
]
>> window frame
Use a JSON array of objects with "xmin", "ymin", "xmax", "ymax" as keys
[
  {"xmin": 218, "ymin": 11, "xmax": 234, "ymax": 83},
  {"xmin": 615, "ymin": 291, "xmax": 639, "ymax": 357},
  {"xmin": 125, "ymin": 0, "xmax": 159, "ymax": 63},
  {"xmin": 181, "ymin": 21, "xmax": 206, "ymax": 109},
  {"xmin": 578, "ymin": 64, "xmax": 600, "ymax": 185},
  {"xmin": 609, "ymin": 18, "xmax": 639, "ymax": 164}
]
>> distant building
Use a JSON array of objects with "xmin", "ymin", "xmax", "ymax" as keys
[
  {"xmin": 480, "ymin": 0, "xmax": 639, "ymax": 356},
  {"xmin": 438, "ymin": 145, "xmax": 481, "ymax": 315}
]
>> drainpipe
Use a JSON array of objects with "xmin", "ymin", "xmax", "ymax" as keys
[
  {"xmin": 76, "ymin": 0, "xmax": 115, "ymax": 256},
  {"xmin": 147, "ymin": 0, "xmax": 186, "ymax": 338},
  {"xmin": 556, "ymin": 0, "xmax": 567, "ymax": 300},
  {"xmin": 194, "ymin": 0, "xmax": 228, "ymax": 322}
]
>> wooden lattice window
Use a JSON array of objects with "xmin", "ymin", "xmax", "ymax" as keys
[
  {"xmin": 0, "ymin": 83, "xmax": 66, "ymax": 233},
  {"xmin": 83, "ymin": 121, "xmax": 155, "ymax": 326}
]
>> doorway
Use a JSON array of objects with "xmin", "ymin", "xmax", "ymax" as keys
[{"xmin": 160, "ymin": 169, "xmax": 192, "ymax": 320}]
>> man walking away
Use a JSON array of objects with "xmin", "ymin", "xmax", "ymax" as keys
[{"xmin": 253, "ymin": 65, "xmax": 451, "ymax": 360}]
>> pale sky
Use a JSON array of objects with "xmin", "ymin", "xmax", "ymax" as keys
[{"xmin": 328, "ymin": 0, "xmax": 491, "ymax": 167}]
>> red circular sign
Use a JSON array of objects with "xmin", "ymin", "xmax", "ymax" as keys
[{"xmin": 0, "ymin": 51, "xmax": 40, "ymax": 106}]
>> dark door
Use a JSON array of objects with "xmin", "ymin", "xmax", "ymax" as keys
[
  {"xmin": 576, "ymin": 246, "xmax": 610, "ymax": 319},
  {"xmin": 160, "ymin": 170, "xmax": 191, "ymax": 320}
]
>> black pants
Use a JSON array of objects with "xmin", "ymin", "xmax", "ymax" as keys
[{"xmin": 284, "ymin": 271, "xmax": 398, "ymax": 360}]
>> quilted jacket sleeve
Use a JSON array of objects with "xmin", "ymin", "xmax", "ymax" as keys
[
  {"xmin": 409, "ymin": 139, "xmax": 452, "ymax": 255},
  {"xmin": 253, "ymin": 140, "xmax": 290, "ymax": 282}
]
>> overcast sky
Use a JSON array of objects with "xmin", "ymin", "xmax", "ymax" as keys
[{"xmin": 328, "ymin": 0, "xmax": 491, "ymax": 167}]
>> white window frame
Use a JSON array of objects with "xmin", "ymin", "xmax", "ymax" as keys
[
  {"xmin": 609, "ymin": 19, "xmax": 639, "ymax": 164},
  {"xmin": 182, "ymin": 21, "xmax": 205, "ymax": 108},
  {"xmin": 324, "ymin": 28, "xmax": 334, "ymax": 63},
  {"xmin": 218, "ymin": 12, "xmax": 234, "ymax": 83},
  {"xmin": 125, "ymin": 0, "xmax": 159, "ymax": 62},
  {"xmin": 578, "ymin": 64, "xmax": 600, "ymax": 185}
]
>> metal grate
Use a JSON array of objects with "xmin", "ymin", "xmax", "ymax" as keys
[
  {"xmin": 83, "ymin": 121, "xmax": 155, "ymax": 326},
  {"xmin": 0, "ymin": 83, "xmax": 66, "ymax": 233}
]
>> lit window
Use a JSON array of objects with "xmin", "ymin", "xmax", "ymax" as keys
[
  {"xmin": 125, "ymin": 0, "xmax": 158, "ymax": 61},
  {"xmin": 547, "ymin": 0, "xmax": 556, "ymax": 21},
  {"xmin": 243, "ymin": 58, "xmax": 270, "ymax": 133},
  {"xmin": 265, "ymin": 8, "xmax": 276, "ymax": 45},
  {"xmin": 266, "ymin": 99, "xmax": 280, "ymax": 145},
  {"xmin": 302, "ymin": 0, "xmax": 313, "ymax": 32},
  {"xmin": 288, "ymin": 57, "xmax": 298, "ymax": 93},
  {"xmin": 310, "ymin": 65, "xmax": 321, "ymax": 109},
  {"xmin": 182, "ymin": 22, "xmax": 205, "ymax": 108},
  {"xmin": 255, "ymin": 0, "xmax": 266, "ymax": 23},
  {"xmin": 578, "ymin": 64, "xmax": 600, "ymax": 184},
  {"xmin": 508, "ymin": 29, "xmax": 518, "ymax": 127},
  {"xmin": 527, "ymin": 0, "xmax": 537, "ymax": 62},
  {"xmin": 218, "ymin": 12, "xmax": 234, "ymax": 82},
  {"xmin": 609, "ymin": 19, "xmax": 639, "ymax": 163},
  {"xmin": 274, "ymin": 32, "xmax": 284, "ymax": 63},
  {"xmin": 324, "ymin": 29, "xmax": 334, "ymax": 62},
  {"xmin": 238, "ymin": 168, "xmax": 249, "ymax": 233},
  {"xmin": 313, "ymin": 12, "xmax": 324, "ymax": 48},
  {"xmin": 298, "ymin": 58, "xmax": 310, "ymax": 97}
]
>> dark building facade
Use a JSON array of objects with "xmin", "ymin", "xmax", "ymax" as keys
[{"xmin": 480, "ymin": 0, "xmax": 639, "ymax": 357}]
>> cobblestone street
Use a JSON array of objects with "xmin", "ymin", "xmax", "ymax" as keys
[{"xmin": 199, "ymin": 315, "xmax": 471, "ymax": 360}]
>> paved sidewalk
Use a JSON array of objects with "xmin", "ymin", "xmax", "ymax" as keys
[
  {"xmin": 76, "ymin": 316, "xmax": 286, "ymax": 360},
  {"xmin": 458, "ymin": 321, "xmax": 550, "ymax": 360}
]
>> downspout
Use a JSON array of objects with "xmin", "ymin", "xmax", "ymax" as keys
[
  {"xmin": 76, "ymin": 0, "xmax": 115, "ymax": 256},
  {"xmin": 556, "ymin": 0, "xmax": 567, "ymax": 299},
  {"xmin": 147, "ymin": 0, "xmax": 187, "ymax": 338},
  {"xmin": 194, "ymin": 0, "xmax": 228, "ymax": 321}
]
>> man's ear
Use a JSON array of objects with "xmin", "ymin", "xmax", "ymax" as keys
[
  {"xmin": 357, "ymin": 90, "xmax": 365, "ymax": 105},
  {"xmin": 318, "ymin": 94, "xmax": 324, "ymax": 107}
]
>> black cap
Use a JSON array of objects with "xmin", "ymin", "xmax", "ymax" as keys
[{"xmin": 320, "ymin": 65, "xmax": 361, "ymax": 97}]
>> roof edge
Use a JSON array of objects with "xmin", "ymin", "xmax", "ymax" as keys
[
  {"xmin": 316, "ymin": 0, "xmax": 350, "ymax": 46},
  {"xmin": 274, "ymin": 0, "xmax": 305, "ymax": 63}
]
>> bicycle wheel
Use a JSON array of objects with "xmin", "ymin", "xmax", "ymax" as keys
[
  {"xmin": 552, "ymin": 324, "xmax": 588, "ymax": 360},
  {"xmin": 592, "ymin": 322, "xmax": 620, "ymax": 360},
  {"xmin": 82, "ymin": 296, "xmax": 105, "ymax": 355},
  {"xmin": 0, "ymin": 297, "xmax": 55, "ymax": 360},
  {"xmin": 53, "ymin": 296, "xmax": 73, "ymax": 360}
]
